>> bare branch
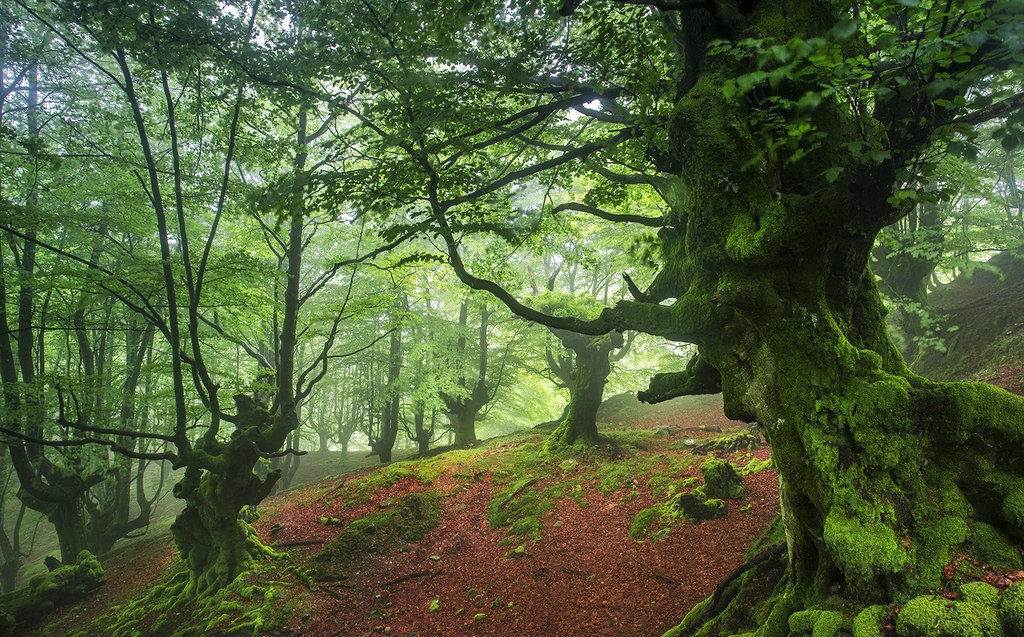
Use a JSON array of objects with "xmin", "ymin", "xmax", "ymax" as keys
[
  {"xmin": 550, "ymin": 202, "xmax": 663, "ymax": 227},
  {"xmin": 0, "ymin": 425, "xmax": 179, "ymax": 463}
]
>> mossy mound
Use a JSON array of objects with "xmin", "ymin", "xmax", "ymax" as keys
[
  {"xmin": 691, "ymin": 429, "xmax": 762, "ymax": 455},
  {"xmin": 0, "ymin": 550, "xmax": 105, "ymax": 636},
  {"xmin": 895, "ymin": 594, "xmax": 1001, "ymax": 637},
  {"xmin": 700, "ymin": 457, "xmax": 745, "ymax": 499},
  {"xmin": 969, "ymin": 522, "xmax": 1024, "ymax": 572},
  {"xmin": 670, "ymin": 458, "xmax": 744, "ymax": 521},
  {"xmin": 788, "ymin": 609, "xmax": 844, "ymax": 636},
  {"xmin": 631, "ymin": 458, "xmax": 749, "ymax": 537},
  {"xmin": 672, "ymin": 490, "xmax": 728, "ymax": 521},
  {"xmin": 1003, "ymin": 582, "xmax": 1024, "ymax": 637},
  {"xmin": 312, "ymin": 492, "xmax": 440, "ymax": 581}
]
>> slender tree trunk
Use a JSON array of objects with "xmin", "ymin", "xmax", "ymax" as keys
[{"xmin": 376, "ymin": 327, "xmax": 402, "ymax": 463}]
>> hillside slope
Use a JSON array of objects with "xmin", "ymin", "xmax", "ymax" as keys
[{"xmin": 28, "ymin": 394, "xmax": 779, "ymax": 637}]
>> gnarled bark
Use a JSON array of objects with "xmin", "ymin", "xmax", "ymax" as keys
[{"xmin": 633, "ymin": 4, "xmax": 1024, "ymax": 632}]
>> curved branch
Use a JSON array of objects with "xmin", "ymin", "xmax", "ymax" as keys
[
  {"xmin": 441, "ymin": 129, "xmax": 636, "ymax": 211},
  {"xmin": 551, "ymin": 202, "xmax": 663, "ymax": 227},
  {"xmin": 0, "ymin": 425, "xmax": 179, "ymax": 463}
]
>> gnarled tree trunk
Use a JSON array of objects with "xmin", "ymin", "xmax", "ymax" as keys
[
  {"xmin": 545, "ymin": 330, "xmax": 624, "ymax": 448},
  {"xmin": 644, "ymin": 11, "xmax": 1024, "ymax": 630}
]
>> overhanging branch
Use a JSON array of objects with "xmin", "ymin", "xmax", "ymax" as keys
[{"xmin": 551, "ymin": 202, "xmax": 663, "ymax": 227}]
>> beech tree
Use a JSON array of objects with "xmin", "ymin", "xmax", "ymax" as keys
[
  {"xmin": 0, "ymin": 0, "xmax": 408, "ymax": 603},
  {"xmin": 297, "ymin": 0, "xmax": 1024, "ymax": 631}
]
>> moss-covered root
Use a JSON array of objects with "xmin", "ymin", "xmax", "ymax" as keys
[
  {"xmin": 0, "ymin": 550, "xmax": 105, "ymax": 636},
  {"xmin": 97, "ymin": 556, "xmax": 298, "ymax": 637},
  {"xmin": 666, "ymin": 575, "xmax": 1024, "ymax": 637}
]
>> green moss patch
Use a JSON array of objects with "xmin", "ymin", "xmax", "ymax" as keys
[
  {"xmin": 788, "ymin": 609, "xmax": 844, "ymax": 636},
  {"xmin": 700, "ymin": 457, "xmax": 745, "ymax": 499},
  {"xmin": 1002, "ymin": 582, "xmax": 1024, "ymax": 637},
  {"xmin": 895, "ymin": 594, "xmax": 1000, "ymax": 637},
  {"xmin": 969, "ymin": 522, "xmax": 1024, "ymax": 571},
  {"xmin": 312, "ymin": 492, "xmax": 440, "ymax": 580},
  {"xmin": 852, "ymin": 605, "xmax": 888, "ymax": 637},
  {"xmin": 0, "ymin": 550, "xmax": 105, "ymax": 635}
]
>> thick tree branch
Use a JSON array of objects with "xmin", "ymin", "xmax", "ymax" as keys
[
  {"xmin": 441, "ymin": 129, "xmax": 635, "ymax": 211},
  {"xmin": 947, "ymin": 91, "xmax": 1024, "ymax": 126},
  {"xmin": 551, "ymin": 202, "xmax": 663, "ymax": 227}
]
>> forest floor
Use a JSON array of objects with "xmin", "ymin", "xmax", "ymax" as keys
[{"xmin": 28, "ymin": 393, "xmax": 779, "ymax": 637}]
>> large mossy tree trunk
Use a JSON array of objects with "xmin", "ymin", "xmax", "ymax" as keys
[
  {"xmin": 628, "ymin": 4, "xmax": 1024, "ymax": 633},
  {"xmin": 449, "ymin": 407, "xmax": 478, "ymax": 446},
  {"xmin": 169, "ymin": 396, "xmax": 281, "ymax": 596}
]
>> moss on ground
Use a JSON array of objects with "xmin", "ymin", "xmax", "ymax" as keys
[
  {"xmin": 895, "ymin": 594, "xmax": 1001, "ymax": 637},
  {"xmin": 631, "ymin": 458, "xmax": 749, "ymax": 539},
  {"xmin": 969, "ymin": 522, "xmax": 1024, "ymax": 571},
  {"xmin": 0, "ymin": 550, "xmax": 105, "ymax": 636},
  {"xmin": 44, "ymin": 426, "xmax": 770, "ymax": 635},
  {"xmin": 312, "ymin": 492, "xmax": 440, "ymax": 580}
]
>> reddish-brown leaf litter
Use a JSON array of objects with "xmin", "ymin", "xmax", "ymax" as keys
[
  {"xmin": 31, "ymin": 394, "xmax": 781, "ymax": 637},
  {"xmin": 264, "ymin": 395, "xmax": 779, "ymax": 637}
]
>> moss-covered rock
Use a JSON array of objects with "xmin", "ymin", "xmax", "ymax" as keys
[
  {"xmin": 969, "ymin": 522, "xmax": 1024, "ymax": 571},
  {"xmin": 699, "ymin": 458, "xmax": 744, "ymax": 499},
  {"xmin": 788, "ymin": 609, "xmax": 845, "ymax": 636},
  {"xmin": 312, "ymin": 492, "xmax": 439, "ymax": 581},
  {"xmin": 1002, "ymin": 582, "xmax": 1024, "ymax": 637},
  {"xmin": 691, "ymin": 430, "xmax": 762, "ymax": 455},
  {"xmin": 0, "ymin": 550, "xmax": 105, "ymax": 635},
  {"xmin": 672, "ymin": 489, "xmax": 726, "ymax": 521},
  {"xmin": 852, "ymin": 605, "xmax": 888, "ymax": 637},
  {"xmin": 630, "ymin": 506, "xmax": 664, "ymax": 539},
  {"xmin": 958, "ymin": 581, "xmax": 999, "ymax": 608},
  {"xmin": 895, "ymin": 595, "xmax": 1001, "ymax": 637}
]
